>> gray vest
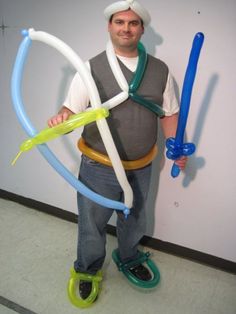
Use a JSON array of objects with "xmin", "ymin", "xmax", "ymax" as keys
[{"xmin": 82, "ymin": 51, "xmax": 168, "ymax": 160}]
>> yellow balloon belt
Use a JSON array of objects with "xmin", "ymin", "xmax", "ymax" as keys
[{"xmin": 78, "ymin": 137, "xmax": 158, "ymax": 170}]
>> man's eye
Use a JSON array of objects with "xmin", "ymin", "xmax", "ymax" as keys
[{"xmin": 131, "ymin": 21, "xmax": 139, "ymax": 26}]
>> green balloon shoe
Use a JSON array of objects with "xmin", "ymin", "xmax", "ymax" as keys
[{"xmin": 112, "ymin": 249, "xmax": 160, "ymax": 289}]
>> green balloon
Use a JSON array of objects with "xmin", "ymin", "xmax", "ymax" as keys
[
  {"xmin": 129, "ymin": 92, "xmax": 165, "ymax": 117},
  {"xmin": 129, "ymin": 42, "xmax": 148, "ymax": 92},
  {"xmin": 112, "ymin": 249, "xmax": 161, "ymax": 289},
  {"xmin": 128, "ymin": 42, "xmax": 165, "ymax": 117}
]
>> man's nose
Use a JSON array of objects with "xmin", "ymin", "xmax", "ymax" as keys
[{"xmin": 123, "ymin": 23, "xmax": 131, "ymax": 32}]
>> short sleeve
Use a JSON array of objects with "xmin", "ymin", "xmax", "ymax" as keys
[
  {"xmin": 62, "ymin": 62, "xmax": 90, "ymax": 113},
  {"xmin": 162, "ymin": 72, "xmax": 179, "ymax": 116}
]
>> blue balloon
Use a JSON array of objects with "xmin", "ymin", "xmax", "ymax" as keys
[
  {"xmin": 11, "ymin": 30, "xmax": 130, "ymax": 217},
  {"xmin": 166, "ymin": 32, "xmax": 204, "ymax": 178}
]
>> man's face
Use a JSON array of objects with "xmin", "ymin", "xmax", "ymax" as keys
[{"xmin": 108, "ymin": 9, "xmax": 144, "ymax": 55}]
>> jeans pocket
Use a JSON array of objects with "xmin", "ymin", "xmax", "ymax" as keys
[{"xmin": 82, "ymin": 154, "xmax": 99, "ymax": 166}]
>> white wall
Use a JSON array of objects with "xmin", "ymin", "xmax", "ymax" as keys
[{"xmin": 1, "ymin": 0, "xmax": 235, "ymax": 262}]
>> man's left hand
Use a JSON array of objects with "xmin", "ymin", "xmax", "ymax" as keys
[{"xmin": 175, "ymin": 156, "xmax": 188, "ymax": 170}]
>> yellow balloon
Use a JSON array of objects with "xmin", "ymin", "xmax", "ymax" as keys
[
  {"xmin": 12, "ymin": 108, "xmax": 109, "ymax": 165},
  {"xmin": 78, "ymin": 137, "xmax": 158, "ymax": 170},
  {"xmin": 67, "ymin": 268, "xmax": 102, "ymax": 308}
]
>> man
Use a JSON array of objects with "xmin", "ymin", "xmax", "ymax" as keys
[{"xmin": 48, "ymin": 0, "xmax": 187, "ymax": 302}]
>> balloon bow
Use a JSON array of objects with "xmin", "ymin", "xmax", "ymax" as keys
[{"xmin": 11, "ymin": 28, "xmax": 134, "ymax": 217}]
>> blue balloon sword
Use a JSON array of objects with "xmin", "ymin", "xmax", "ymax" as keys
[{"xmin": 166, "ymin": 32, "xmax": 204, "ymax": 177}]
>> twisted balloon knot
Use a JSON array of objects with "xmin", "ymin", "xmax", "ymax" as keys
[
  {"xmin": 166, "ymin": 137, "xmax": 196, "ymax": 160},
  {"xmin": 123, "ymin": 207, "xmax": 130, "ymax": 219}
]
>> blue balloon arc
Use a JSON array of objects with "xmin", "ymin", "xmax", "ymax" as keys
[
  {"xmin": 166, "ymin": 32, "xmax": 204, "ymax": 177},
  {"xmin": 11, "ymin": 31, "xmax": 130, "ymax": 216}
]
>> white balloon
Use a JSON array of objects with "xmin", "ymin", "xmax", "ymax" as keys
[
  {"xmin": 103, "ymin": 91, "xmax": 129, "ymax": 110},
  {"xmin": 106, "ymin": 40, "xmax": 129, "ymax": 92},
  {"xmin": 28, "ymin": 29, "xmax": 133, "ymax": 209},
  {"xmin": 104, "ymin": 0, "xmax": 151, "ymax": 26}
]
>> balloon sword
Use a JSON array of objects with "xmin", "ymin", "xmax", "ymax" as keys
[{"xmin": 166, "ymin": 32, "xmax": 204, "ymax": 177}]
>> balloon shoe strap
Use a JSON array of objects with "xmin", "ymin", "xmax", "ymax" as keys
[
  {"xmin": 112, "ymin": 249, "xmax": 160, "ymax": 289},
  {"xmin": 67, "ymin": 268, "xmax": 102, "ymax": 308}
]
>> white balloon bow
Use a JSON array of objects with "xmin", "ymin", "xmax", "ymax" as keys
[{"xmin": 11, "ymin": 29, "xmax": 133, "ymax": 217}]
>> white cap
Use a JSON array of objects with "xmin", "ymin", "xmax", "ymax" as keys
[{"xmin": 104, "ymin": 0, "xmax": 151, "ymax": 26}]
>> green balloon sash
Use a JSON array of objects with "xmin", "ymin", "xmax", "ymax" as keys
[{"xmin": 106, "ymin": 40, "xmax": 165, "ymax": 117}]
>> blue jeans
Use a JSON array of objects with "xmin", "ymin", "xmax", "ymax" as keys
[{"xmin": 74, "ymin": 155, "xmax": 152, "ymax": 275}]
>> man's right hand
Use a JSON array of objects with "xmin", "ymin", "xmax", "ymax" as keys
[{"xmin": 47, "ymin": 106, "xmax": 74, "ymax": 127}]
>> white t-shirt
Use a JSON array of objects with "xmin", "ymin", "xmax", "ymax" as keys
[{"xmin": 63, "ymin": 56, "xmax": 179, "ymax": 116}]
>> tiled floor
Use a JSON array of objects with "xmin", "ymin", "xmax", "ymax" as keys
[{"xmin": 0, "ymin": 198, "xmax": 235, "ymax": 314}]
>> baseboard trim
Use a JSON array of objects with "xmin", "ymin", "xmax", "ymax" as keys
[{"xmin": 1, "ymin": 188, "xmax": 235, "ymax": 274}]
